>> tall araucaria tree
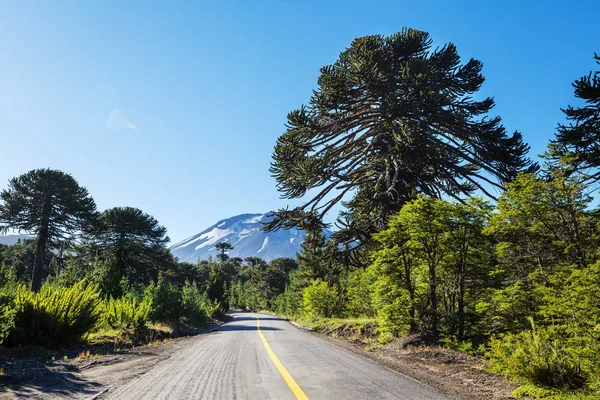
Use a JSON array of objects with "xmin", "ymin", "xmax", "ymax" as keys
[
  {"xmin": 0, "ymin": 169, "xmax": 97, "ymax": 292},
  {"xmin": 87, "ymin": 207, "xmax": 171, "ymax": 290},
  {"xmin": 266, "ymin": 28, "xmax": 534, "ymax": 238},
  {"xmin": 548, "ymin": 53, "xmax": 600, "ymax": 178}
]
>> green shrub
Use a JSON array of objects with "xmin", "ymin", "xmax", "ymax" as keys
[
  {"xmin": 181, "ymin": 280, "xmax": 209, "ymax": 320},
  {"xmin": 303, "ymin": 280, "xmax": 339, "ymax": 318},
  {"xmin": 488, "ymin": 320, "xmax": 597, "ymax": 391},
  {"xmin": 0, "ymin": 283, "xmax": 17, "ymax": 345},
  {"xmin": 8, "ymin": 280, "xmax": 102, "ymax": 347},
  {"xmin": 144, "ymin": 278, "xmax": 182, "ymax": 322},
  {"xmin": 440, "ymin": 336, "xmax": 486, "ymax": 356},
  {"xmin": 104, "ymin": 296, "xmax": 152, "ymax": 333},
  {"xmin": 345, "ymin": 269, "xmax": 376, "ymax": 318}
]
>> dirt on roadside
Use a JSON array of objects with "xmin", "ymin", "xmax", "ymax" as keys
[{"xmin": 0, "ymin": 326, "xmax": 220, "ymax": 400}]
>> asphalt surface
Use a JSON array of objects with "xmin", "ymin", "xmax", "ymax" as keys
[{"xmin": 105, "ymin": 312, "xmax": 448, "ymax": 400}]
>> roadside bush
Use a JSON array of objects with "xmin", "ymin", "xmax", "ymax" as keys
[
  {"xmin": 345, "ymin": 269, "xmax": 376, "ymax": 318},
  {"xmin": 0, "ymin": 283, "xmax": 17, "ymax": 345},
  {"xmin": 181, "ymin": 280, "xmax": 209, "ymax": 320},
  {"xmin": 488, "ymin": 320, "xmax": 597, "ymax": 391},
  {"xmin": 104, "ymin": 296, "xmax": 152, "ymax": 333},
  {"xmin": 144, "ymin": 279, "xmax": 182, "ymax": 322},
  {"xmin": 8, "ymin": 280, "xmax": 102, "ymax": 347},
  {"xmin": 302, "ymin": 280, "xmax": 339, "ymax": 318}
]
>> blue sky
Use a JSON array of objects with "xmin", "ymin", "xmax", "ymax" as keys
[{"xmin": 0, "ymin": 1, "xmax": 598, "ymax": 243}]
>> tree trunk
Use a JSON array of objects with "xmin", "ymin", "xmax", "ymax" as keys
[
  {"xmin": 31, "ymin": 234, "xmax": 46, "ymax": 292},
  {"xmin": 404, "ymin": 263, "xmax": 417, "ymax": 333},
  {"xmin": 458, "ymin": 263, "xmax": 465, "ymax": 340},
  {"xmin": 429, "ymin": 261, "xmax": 438, "ymax": 337}
]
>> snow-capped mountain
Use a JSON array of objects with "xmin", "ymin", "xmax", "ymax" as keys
[{"xmin": 170, "ymin": 212, "xmax": 331, "ymax": 262}]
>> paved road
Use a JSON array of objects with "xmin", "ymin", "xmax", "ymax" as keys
[{"xmin": 106, "ymin": 312, "xmax": 448, "ymax": 400}]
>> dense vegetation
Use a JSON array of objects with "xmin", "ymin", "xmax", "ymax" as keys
[
  {"xmin": 0, "ymin": 173, "xmax": 239, "ymax": 348},
  {"xmin": 0, "ymin": 28, "xmax": 598, "ymax": 399},
  {"xmin": 261, "ymin": 31, "xmax": 600, "ymax": 399}
]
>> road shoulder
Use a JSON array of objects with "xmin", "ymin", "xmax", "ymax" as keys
[{"xmin": 286, "ymin": 319, "xmax": 520, "ymax": 400}]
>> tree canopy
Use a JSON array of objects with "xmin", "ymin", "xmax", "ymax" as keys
[
  {"xmin": 549, "ymin": 53, "xmax": 600, "ymax": 178},
  {"xmin": 267, "ymin": 28, "xmax": 534, "ymax": 236},
  {"xmin": 86, "ymin": 206, "xmax": 171, "ymax": 294},
  {"xmin": 0, "ymin": 169, "xmax": 96, "ymax": 291}
]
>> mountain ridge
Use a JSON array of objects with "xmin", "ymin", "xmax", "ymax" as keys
[{"xmin": 170, "ymin": 212, "xmax": 330, "ymax": 262}]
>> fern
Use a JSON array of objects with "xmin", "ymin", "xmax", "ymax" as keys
[
  {"xmin": 103, "ymin": 296, "xmax": 152, "ymax": 333},
  {"xmin": 8, "ymin": 280, "xmax": 102, "ymax": 348}
]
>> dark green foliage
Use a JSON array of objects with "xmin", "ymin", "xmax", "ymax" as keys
[
  {"xmin": 267, "ymin": 28, "xmax": 533, "ymax": 241},
  {"xmin": 144, "ymin": 277, "xmax": 182, "ymax": 322},
  {"xmin": 215, "ymin": 242, "xmax": 233, "ymax": 262},
  {"xmin": 85, "ymin": 207, "xmax": 172, "ymax": 296},
  {"xmin": 0, "ymin": 169, "xmax": 97, "ymax": 292},
  {"xmin": 548, "ymin": 53, "xmax": 600, "ymax": 179},
  {"xmin": 181, "ymin": 280, "xmax": 223, "ymax": 320},
  {"xmin": 8, "ymin": 280, "xmax": 102, "ymax": 347},
  {"xmin": 0, "ymin": 239, "xmax": 36, "ymax": 283},
  {"xmin": 206, "ymin": 262, "xmax": 228, "ymax": 309}
]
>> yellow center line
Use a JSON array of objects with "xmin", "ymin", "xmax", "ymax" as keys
[{"xmin": 256, "ymin": 316, "xmax": 310, "ymax": 400}]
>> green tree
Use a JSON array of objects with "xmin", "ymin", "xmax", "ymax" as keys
[
  {"xmin": 371, "ymin": 196, "xmax": 491, "ymax": 339},
  {"xmin": 483, "ymin": 173, "xmax": 597, "ymax": 333},
  {"xmin": 267, "ymin": 28, "xmax": 533, "ymax": 238},
  {"xmin": 443, "ymin": 198, "xmax": 492, "ymax": 339},
  {"xmin": 303, "ymin": 280, "xmax": 339, "ymax": 318},
  {"xmin": 0, "ymin": 238, "xmax": 36, "ymax": 283},
  {"xmin": 0, "ymin": 169, "xmax": 96, "ymax": 292},
  {"xmin": 86, "ymin": 207, "xmax": 171, "ymax": 294}
]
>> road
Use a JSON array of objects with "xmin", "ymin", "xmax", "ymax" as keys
[{"xmin": 105, "ymin": 312, "xmax": 448, "ymax": 400}]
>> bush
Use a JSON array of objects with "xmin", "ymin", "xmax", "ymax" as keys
[
  {"xmin": 488, "ymin": 320, "xmax": 597, "ymax": 391},
  {"xmin": 440, "ymin": 336, "xmax": 486, "ymax": 356},
  {"xmin": 181, "ymin": 280, "xmax": 210, "ymax": 320},
  {"xmin": 303, "ymin": 280, "xmax": 339, "ymax": 318},
  {"xmin": 0, "ymin": 283, "xmax": 17, "ymax": 345},
  {"xmin": 8, "ymin": 280, "xmax": 102, "ymax": 347},
  {"xmin": 104, "ymin": 296, "xmax": 152, "ymax": 333},
  {"xmin": 144, "ymin": 278, "xmax": 182, "ymax": 322}
]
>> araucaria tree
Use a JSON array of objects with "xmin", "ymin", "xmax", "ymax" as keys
[
  {"xmin": 215, "ymin": 242, "xmax": 233, "ymax": 262},
  {"xmin": 87, "ymin": 207, "xmax": 171, "ymax": 292},
  {"xmin": 549, "ymin": 53, "xmax": 600, "ymax": 178},
  {"xmin": 268, "ymin": 28, "xmax": 533, "ymax": 236},
  {"xmin": 0, "ymin": 169, "xmax": 96, "ymax": 292}
]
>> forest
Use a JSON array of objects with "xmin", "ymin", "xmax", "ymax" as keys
[{"xmin": 1, "ymin": 29, "xmax": 599, "ymax": 399}]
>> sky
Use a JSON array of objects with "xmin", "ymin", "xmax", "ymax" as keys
[{"xmin": 0, "ymin": 0, "xmax": 598, "ymax": 244}]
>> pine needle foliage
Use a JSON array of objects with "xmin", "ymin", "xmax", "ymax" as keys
[{"xmin": 8, "ymin": 280, "xmax": 102, "ymax": 348}]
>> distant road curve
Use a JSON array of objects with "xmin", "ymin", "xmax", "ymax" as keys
[{"xmin": 105, "ymin": 312, "xmax": 448, "ymax": 400}]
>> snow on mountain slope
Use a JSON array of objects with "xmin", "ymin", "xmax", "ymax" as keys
[{"xmin": 170, "ymin": 212, "xmax": 331, "ymax": 262}]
